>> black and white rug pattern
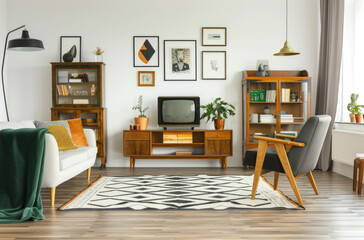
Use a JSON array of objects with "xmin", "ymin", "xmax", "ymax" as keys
[{"xmin": 60, "ymin": 175, "xmax": 300, "ymax": 210}]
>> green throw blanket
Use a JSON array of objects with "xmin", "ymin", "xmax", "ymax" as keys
[{"xmin": 0, "ymin": 128, "xmax": 49, "ymax": 223}]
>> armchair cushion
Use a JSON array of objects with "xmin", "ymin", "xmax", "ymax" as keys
[{"xmin": 244, "ymin": 147, "xmax": 285, "ymax": 173}]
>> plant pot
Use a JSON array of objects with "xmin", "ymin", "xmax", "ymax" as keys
[
  {"xmin": 214, "ymin": 119, "xmax": 225, "ymax": 130},
  {"xmin": 94, "ymin": 54, "xmax": 103, "ymax": 62},
  {"xmin": 349, "ymin": 113, "xmax": 356, "ymax": 123},
  {"xmin": 134, "ymin": 117, "xmax": 149, "ymax": 130},
  {"xmin": 263, "ymin": 109, "xmax": 270, "ymax": 114},
  {"xmin": 355, "ymin": 114, "xmax": 363, "ymax": 123}
]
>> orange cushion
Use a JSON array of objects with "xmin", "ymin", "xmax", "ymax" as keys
[
  {"xmin": 45, "ymin": 125, "xmax": 78, "ymax": 151},
  {"xmin": 67, "ymin": 119, "xmax": 89, "ymax": 147}
]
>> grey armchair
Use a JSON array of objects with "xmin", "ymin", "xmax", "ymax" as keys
[{"xmin": 244, "ymin": 115, "xmax": 331, "ymax": 206}]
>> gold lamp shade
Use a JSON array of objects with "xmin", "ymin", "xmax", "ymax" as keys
[{"xmin": 274, "ymin": 40, "xmax": 300, "ymax": 56}]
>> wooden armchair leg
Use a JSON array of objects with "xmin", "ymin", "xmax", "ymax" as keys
[
  {"xmin": 274, "ymin": 143, "xmax": 303, "ymax": 206},
  {"xmin": 251, "ymin": 140, "xmax": 268, "ymax": 200},
  {"xmin": 50, "ymin": 187, "xmax": 56, "ymax": 207},
  {"xmin": 274, "ymin": 172, "xmax": 279, "ymax": 190},
  {"xmin": 87, "ymin": 167, "xmax": 91, "ymax": 184},
  {"xmin": 307, "ymin": 171, "xmax": 319, "ymax": 195}
]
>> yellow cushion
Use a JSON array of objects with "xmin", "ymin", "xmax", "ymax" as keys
[
  {"xmin": 67, "ymin": 119, "xmax": 89, "ymax": 147},
  {"xmin": 45, "ymin": 125, "xmax": 78, "ymax": 151}
]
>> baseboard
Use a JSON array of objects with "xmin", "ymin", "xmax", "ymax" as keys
[{"xmin": 332, "ymin": 161, "xmax": 363, "ymax": 183}]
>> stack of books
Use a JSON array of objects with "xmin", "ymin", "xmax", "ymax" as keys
[
  {"xmin": 260, "ymin": 114, "xmax": 275, "ymax": 123},
  {"xmin": 177, "ymin": 132, "xmax": 193, "ymax": 143},
  {"xmin": 294, "ymin": 117, "xmax": 304, "ymax": 123},
  {"xmin": 265, "ymin": 90, "xmax": 276, "ymax": 102},
  {"xmin": 252, "ymin": 133, "xmax": 269, "ymax": 142},
  {"xmin": 280, "ymin": 113, "xmax": 294, "ymax": 123},
  {"xmin": 281, "ymin": 88, "xmax": 291, "ymax": 102}
]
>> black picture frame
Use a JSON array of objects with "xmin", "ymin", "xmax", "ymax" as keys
[
  {"xmin": 164, "ymin": 40, "xmax": 197, "ymax": 81},
  {"xmin": 133, "ymin": 36, "xmax": 159, "ymax": 67},
  {"xmin": 60, "ymin": 36, "xmax": 82, "ymax": 62},
  {"xmin": 202, "ymin": 27, "xmax": 227, "ymax": 46},
  {"xmin": 202, "ymin": 51, "xmax": 226, "ymax": 80}
]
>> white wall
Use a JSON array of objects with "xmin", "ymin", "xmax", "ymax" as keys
[
  {"xmin": 0, "ymin": 0, "xmax": 7, "ymax": 121},
  {"xmin": 5, "ymin": 0, "xmax": 320, "ymax": 167}
]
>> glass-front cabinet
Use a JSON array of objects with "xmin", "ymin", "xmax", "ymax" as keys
[
  {"xmin": 242, "ymin": 70, "xmax": 311, "ymax": 160},
  {"xmin": 51, "ymin": 62, "xmax": 104, "ymax": 108}
]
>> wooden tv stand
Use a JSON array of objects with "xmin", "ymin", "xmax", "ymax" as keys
[{"xmin": 123, "ymin": 129, "xmax": 233, "ymax": 170}]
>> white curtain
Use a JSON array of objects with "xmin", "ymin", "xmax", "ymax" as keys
[{"xmin": 337, "ymin": 0, "xmax": 364, "ymax": 122}]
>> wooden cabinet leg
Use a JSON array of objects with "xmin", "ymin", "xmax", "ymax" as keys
[
  {"xmin": 221, "ymin": 159, "xmax": 224, "ymax": 169},
  {"xmin": 358, "ymin": 163, "xmax": 364, "ymax": 195},
  {"xmin": 50, "ymin": 187, "xmax": 56, "ymax": 207},
  {"xmin": 354, "ymin": 160, "xmax": 358, "ymax": 192},
  {"xmin": 130, "ymin": 157, "xmax": 133, "ymax": 171},
  {"xmin": 87, "ymin": 167, "xmax": 91, "ymax": 184},
  {"xmin": 274, "ymin": 172, "xmax": 279, "ymax": 190},
  {"xmin": 224, "ymin": 157, "xmax": 227, "ymax": 170}
]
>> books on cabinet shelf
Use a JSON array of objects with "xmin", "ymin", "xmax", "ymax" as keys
[
  {"xmin": 57, "ymin": 85, "xmax": 70, "ymax": 96},
  {"xmin": 281, "ymin": 88, "xmax": 291, "ymax": 102},
  {"xmin": 250, "ymin": 89, "xmax": 276, "ymax": 102},
  {"xmin": 259, "ymin": 114, "xmax": 275, "ymax": 123}
]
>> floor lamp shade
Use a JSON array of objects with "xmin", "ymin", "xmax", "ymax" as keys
[{"xmin": 8, "ymin": 30, "xmax": 44, "ymax": 51}]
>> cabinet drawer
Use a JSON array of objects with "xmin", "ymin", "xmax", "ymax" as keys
[
  {"xmin": 205, "ymin": 131, "xmax": 231, "ymax": 140},
  {"xmin": 124, "ymin": 131, "xmax": 150, "ymax": 140}
]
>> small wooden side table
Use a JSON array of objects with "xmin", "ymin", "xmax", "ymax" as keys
[{"xmin": 353, "ymin": 157, "xmax": 364, "ymax": 194}]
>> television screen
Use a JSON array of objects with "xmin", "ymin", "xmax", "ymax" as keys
[{"xmin": 162, "ymin": 100, "xmax": 195, "ymax": 123}]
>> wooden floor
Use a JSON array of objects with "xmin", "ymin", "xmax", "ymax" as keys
[{"xmin": 1, "ymin": 167, "xmax": 364, "ymax": 240}]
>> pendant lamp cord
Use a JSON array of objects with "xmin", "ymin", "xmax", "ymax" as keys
[
  {"xmin": 286, "ymin": 0, "xmax": 288, "ymax": 41},
  {"xmin": 1, "ymin": 25, "xmax": 25, "ymax": 121}
]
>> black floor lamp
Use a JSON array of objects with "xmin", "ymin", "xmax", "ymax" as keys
[{"xmin": 1, "ymin": 25, "xmax": 44, "ymax": 121}]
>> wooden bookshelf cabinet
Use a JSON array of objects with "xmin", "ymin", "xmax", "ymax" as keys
[
  {"xmin": 242, "ymin": 70, "xmax": 311, "ymax": 163},
  {"xmin": 51, "ymin": 62, "xmax": 107, "ymax": 168},
  {"xmin": 123, "ymin": 130, "xmax": 233, "ymax": 170}
]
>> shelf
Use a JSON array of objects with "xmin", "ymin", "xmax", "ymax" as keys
[
  {"xmin": 281, "ymin": 101, "xmax": 305, "ymax": 104},
  {"xmin": 57, "ymin": 82, "xmax": 97, "ymax": 85},
  {"xmin": 152, "ymin": 143, "xmax": 204, "ymax": 148},
  {"xmin": 250, "ymin": 122, "xmax": 275, "ymax": 125},
  {"xmin": 250, "ymin": 102, "xmax": 276, "ymax": 104},
  {"xmin": 58, "ymin": 95, "xmax": 96, "ymax": 97},
  {"xmin": 82, "ymin": 123, "xmax": 98, "ymax": 126}
]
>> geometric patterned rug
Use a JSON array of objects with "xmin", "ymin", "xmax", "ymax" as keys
[{"xmin": 59, "ymin": 175, "xmax": 302, "ymax": 210}]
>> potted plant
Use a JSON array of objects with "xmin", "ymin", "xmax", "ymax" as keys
[
  {"xmin": 200, "ymin": 97, "xmax": 236, "ymax": 130},
  {"xmin": 347, "ymin": 93, "xmax": 364, "ymax": 123},
  {"xmin": 263, "ymin": 105, "xmax": 270, "ymax": 114},
  {"xmin": 93, "ymin": 47, "xmax": 104, "ymax": 62},
  {"xmin": 132, "ymin": 95, "xmax": 149, "ymax": 130}
]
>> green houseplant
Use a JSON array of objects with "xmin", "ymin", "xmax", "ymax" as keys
[
  {"xmin": 347, "ymin": 93, "xmax": 364, "ymax": 123},
  {"xmin": 200, "ymin": 97, "xmax": 236, "ymax": 130},
  {"xmin": 132, "ymin": 95, "xmax": 149, "ymax": 130}
]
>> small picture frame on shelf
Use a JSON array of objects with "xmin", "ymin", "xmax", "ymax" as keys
[
  {"xmin": 202, "ymin": 27, "xmax": 227, "ymax": 46},
  {"xmin": 138, "ymin": 71, "xmax": 155, "ymax": 86},
  {"xmin": 256, "ymin": 60, "xmax": 270, "ymax": 77},
  {"xmin": 60, "ymin": 36, "xmax": 82, "ymax": 62},
  {"xmin": 202, "ymin": 51, "xmax": 226, "ymax": 80},
  {"xmin": 133, "ymin": 36, "xmax": 159, "ymax": 67}
]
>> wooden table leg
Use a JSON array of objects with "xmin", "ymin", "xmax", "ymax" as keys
[
  {"xmin": 130, "ymin": 157, "xmax": 133, "ymax": 171},
  {"xmin": 224, "ymin": 157, "xmax": 227, "ymax": 170},
  {"xmin": 133, "ymin": 158, "xmax": 136, "ymax": 169},
  {"xmin": 358, "ymin": 161, "xmax": 364, "ymax": 195},
  {"xmin": 221, "ymin": 159, "xmax": 224, "ymax": 169},
  {"xmin": 353, "ymin": 162, "xmax": 358, "ymax": 192}
]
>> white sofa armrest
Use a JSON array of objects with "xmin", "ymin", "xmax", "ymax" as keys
[
  {"xmin": 84, "ymin": 128, "xmax": 97, "ymax": 147},
  {"xmin": 42, "ymin": 133, "xmax": 60, "ymax": 188}
]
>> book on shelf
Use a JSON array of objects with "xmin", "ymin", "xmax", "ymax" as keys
[
  {"xmin": 177, "ymin": 132, "xmax": 193, "ymax": 143},
  {"xmin": 280, "ymin": 112, "xmax": 294, "ymax": 122},
  {"xmin": 252, "ymin": 133, "xmax": 269, "ymax": 142},
  {"xmin": 281, "ymin": 88, "xmax": 291, "ymax": 102},
  {"xmin": 250, "ymin": 90, "xmax": 265, "ymax": 102},
  {"xmin": 294, "ymin": 117, "xmax": 304, "ymax": 123},
  {"xmin": 259, "ymin": 114, "xmax": 275, "ymax": 123},
  {"xmin": 58, "ymin": 71, "xmax": 69, "ymax": 83},
  {"xmin": 163, "ymin": 132, "xmax": 178, "ymax": 143},
  {"xmin": 69, "ymin": 78, "xmax": 83, "ymax": 83},
  {"xmin": 73, "ymin": 99, "xmax": 89, "ymax": 104},
  {"xmin": 265, "ymin": 90, "xmax": 276, "ymax": 102}
]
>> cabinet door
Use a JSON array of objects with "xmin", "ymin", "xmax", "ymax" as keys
[
  {"xmin": 123, "ymin": 131, "xmax": 150, "ymax": 156},
  {"xmin": 205, "ymin": 131, "xmax": 232, "ymax": 155}
]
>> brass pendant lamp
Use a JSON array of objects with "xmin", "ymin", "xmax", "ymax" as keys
[{"xmin": 274, "ymin": 0, "xmax": 300, "ymax": 56}]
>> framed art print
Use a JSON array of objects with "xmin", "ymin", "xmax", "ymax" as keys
[
  {"xmin": 164, "ymin": 40, "xmax": 197, "ymax": 81},
  {"xmin": 134, "ymin": 36, "xmax": 159, "ymax": 67},
  {"xmin": 138, "ymin": 71, "xmax": 155, "ymax": 86},
  {"xmin": 202, "ymin": 27, "xmax": 227, "ymax": 46},
  {"xmin": 60, "ymin": 36, "xmax": 81, "ymax": 62},
  {"xmin": 202, "ymin": 51, "xmax": 226, "ymax": 80}
]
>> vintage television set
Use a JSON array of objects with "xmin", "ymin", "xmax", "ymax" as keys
[{"xmin": 158, "ymin": 96, "xmax": 200, "ymax": 129}]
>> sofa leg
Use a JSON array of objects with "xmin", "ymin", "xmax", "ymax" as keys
[
  {"xmin": 50, "ymin": 187, "xmax": 56, "ymax": 207},
  {"xmin": 87, "ymin": 167, "xmax": 91, "ymax": 184}
]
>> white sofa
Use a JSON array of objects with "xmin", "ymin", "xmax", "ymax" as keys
[{"xmin": 0, "ymin": 120, "xmax": 97, "ymax": 207}]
